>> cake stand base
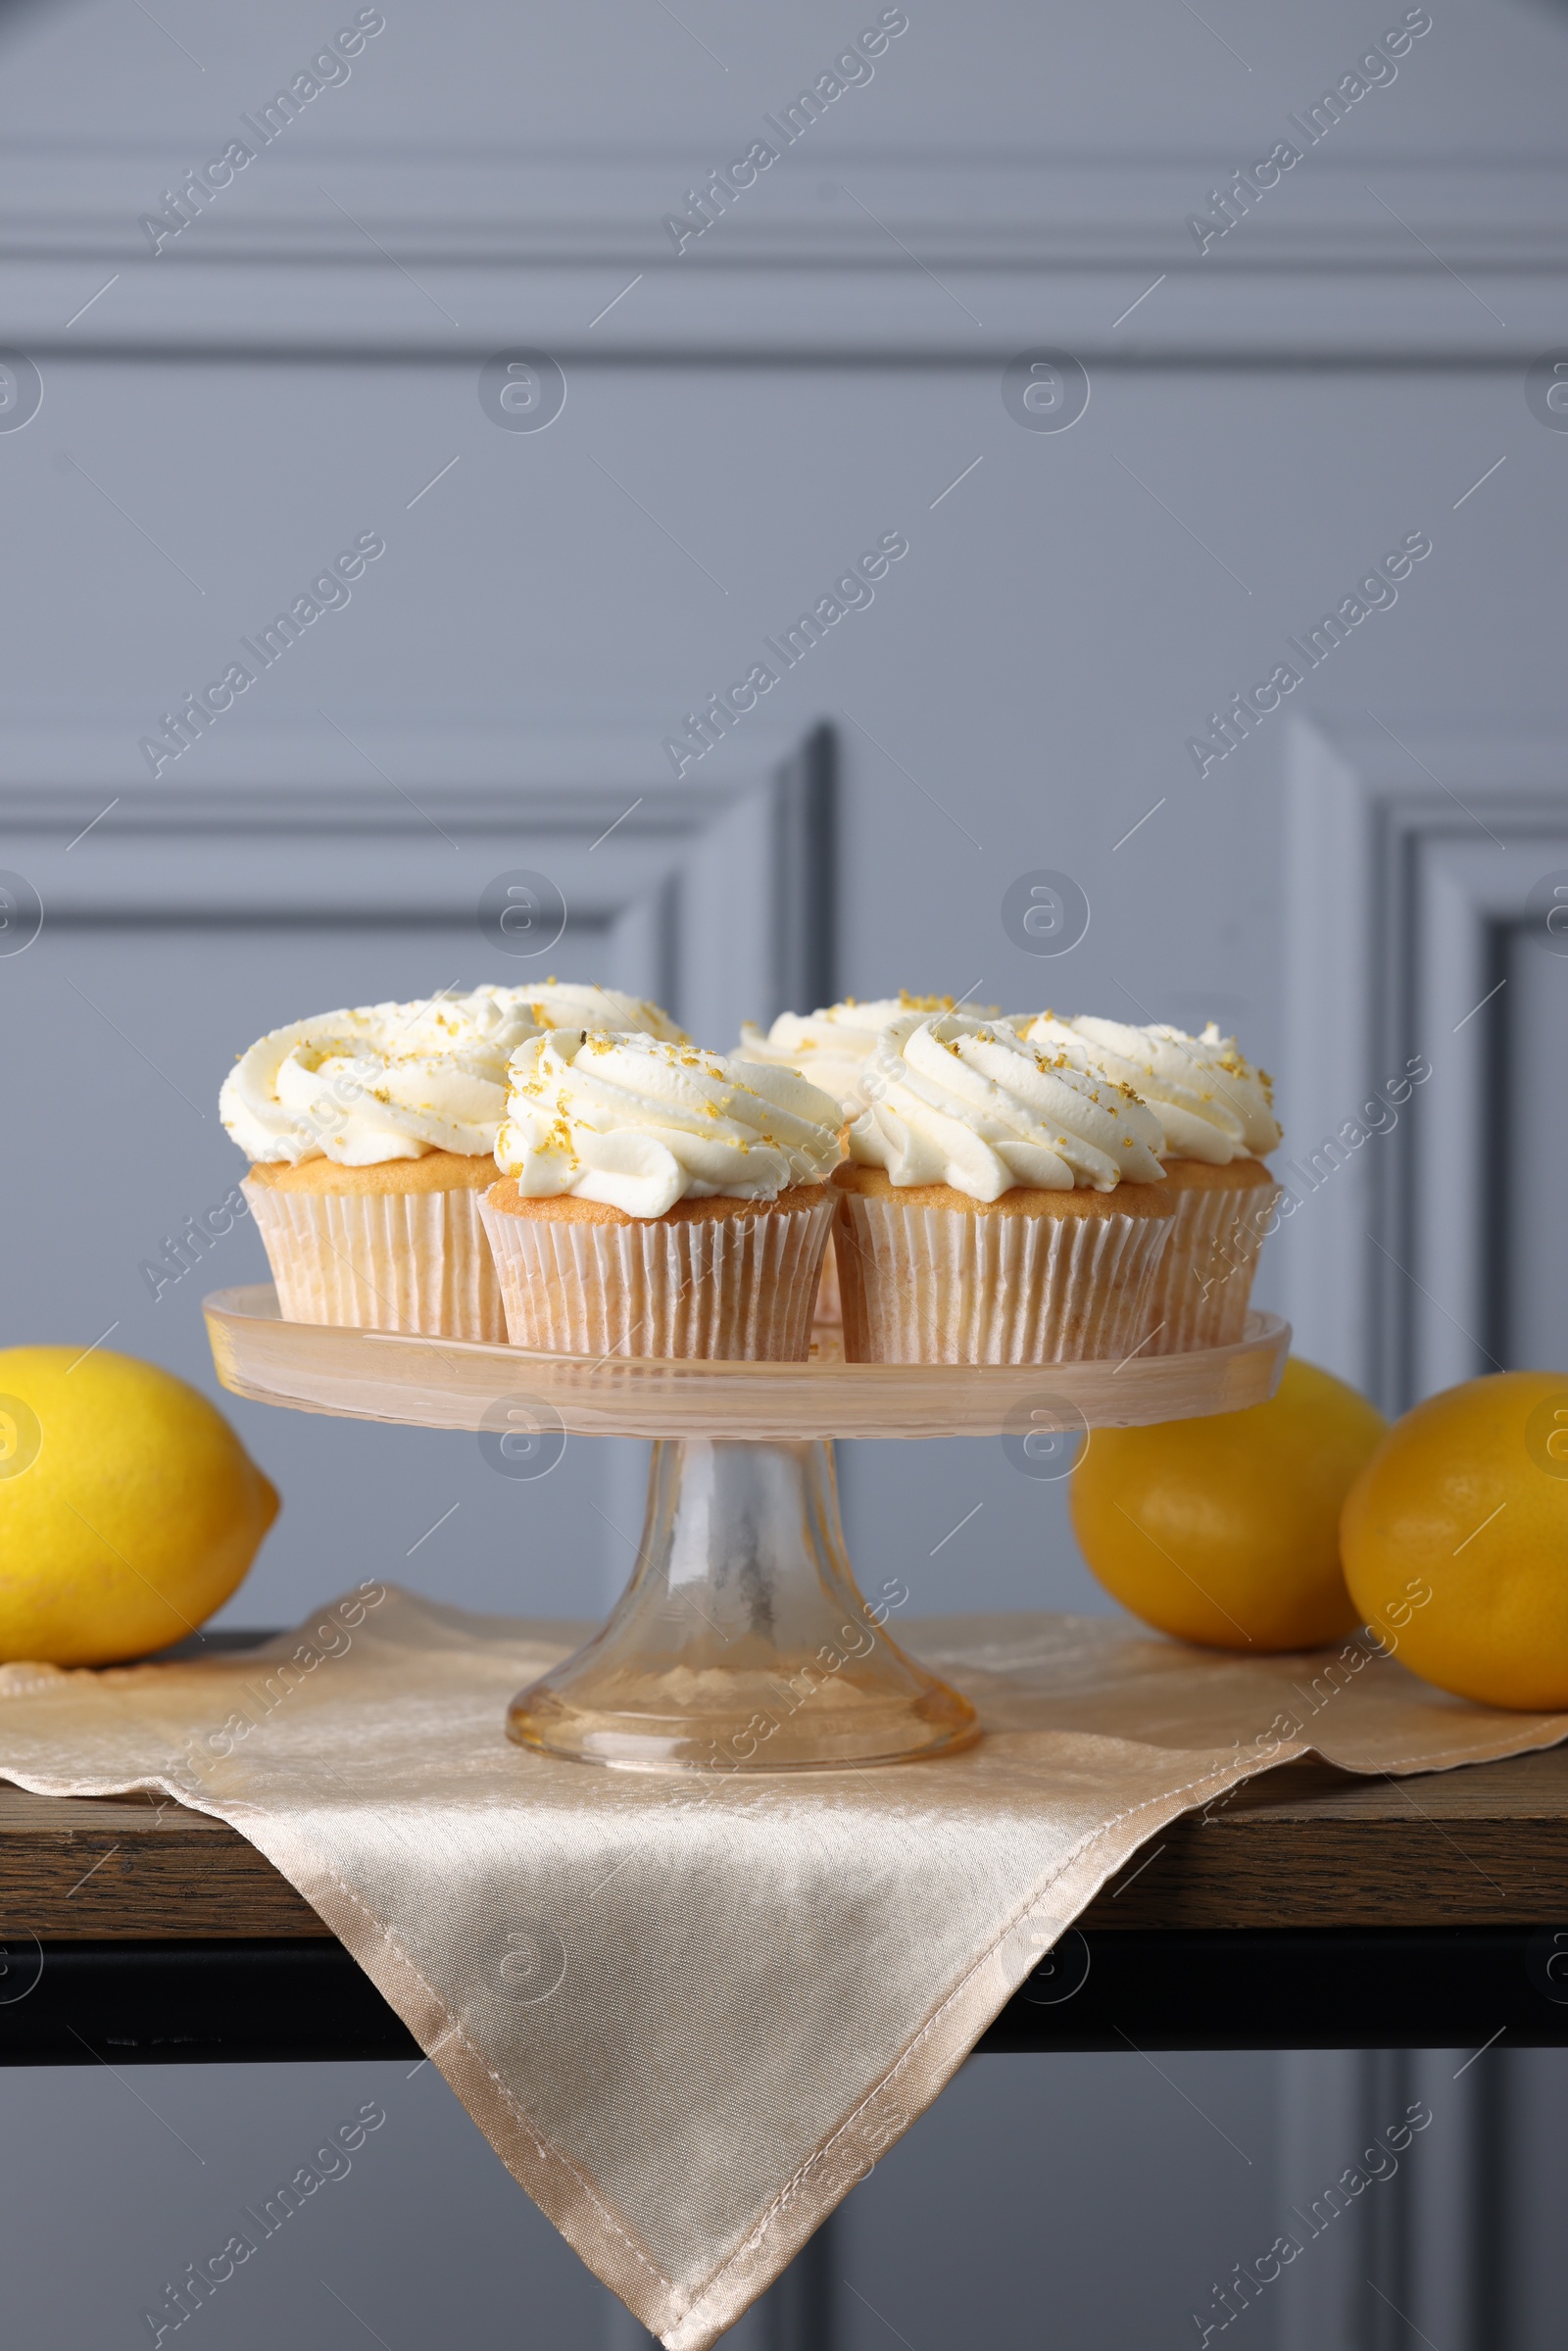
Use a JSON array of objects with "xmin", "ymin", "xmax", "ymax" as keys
[
  {"xmin": 507, "ymin": 1438, "xmax": 979, "ymax": 1772},
  {"xmin": 204, "ymin": 1285, "xmax": 1292, "ymax": 1774}
]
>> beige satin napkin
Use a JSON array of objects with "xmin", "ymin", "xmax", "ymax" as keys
[{"xmin": 1, "ymin": 1586, "xmax": 1564, "ymax": 2349}]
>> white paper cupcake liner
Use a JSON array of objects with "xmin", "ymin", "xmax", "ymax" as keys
[
  {"xmin": 243, "ymin": 1178, "xmax": 506, "ymax": 1343},
  {"xmin": 1145, "ymin": 1179, "xmax": 1282, "ymax": 1354},
  {"xmin": 477, "ymin": 1194, "xmax": 836, "ymax": 1359},
  {"xmin": 835, "ymin": 1194, "xmax": 1173, "ymax": 1365},
  {"xmin": 813, "ymin": 1235, "xmax": 843, "ymax": 1328}
]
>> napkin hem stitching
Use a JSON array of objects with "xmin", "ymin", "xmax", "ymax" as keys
[
  {"xmin": 1333, "ymin": 1733, "xmax": 1568, "ymax": 1773},
  {"xmin": 306, "ymin": 1853, "xmax": 678, "ymax": 2301},
  {"xmin": 681, "ymin": 1751, "xmax": 1241, "ymax": 2328}
]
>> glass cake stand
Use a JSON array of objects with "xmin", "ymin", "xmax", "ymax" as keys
[{"xmin": 204, "ymin": 1285, "xmax": 1290, "ymax": 1775}]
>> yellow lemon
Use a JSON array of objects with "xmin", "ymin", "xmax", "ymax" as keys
[
  {"xmin": 0, "ymin": 1346, "xmax": 278, "ymax": 1665},
  {"xmin": 1341, "ymin": 1370, "xmax": 1568, "ymax": 1710},
  {"xmin": 1069, "ymin": 1357, "xmax": 1387, "ymax": 1651}
]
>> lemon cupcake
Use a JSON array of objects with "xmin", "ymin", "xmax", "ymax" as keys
[
  {"xmin": 835, "ymin": 1011, "xmax": 1173, "ymax": 1364},
  {"xmin": 479, "ymin": 1031, "xmax": 843, "ymax": 1358},
  {"xmin": 1020, "ymin": 1014, "xmax": 1282, "ymax": 1352},
  {"xmin": 222, "ymin": 985, "xmax": 684, "ymax": 1341},
  {"xmin": 736, "ymin": 994, "xmax": 1003, "ymax": 1115},
  {"xmin": 737, "ymin": 995, "xmax": 999, "ymax": 1325}
]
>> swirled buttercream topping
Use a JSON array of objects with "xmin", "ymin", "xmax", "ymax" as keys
[
  {"xmin": 493, "ymin": 984, "xmax": 686, "ymax": 1045},
  {"xmin": 848, "ymin": 1012, "xmax": 1167, "ymax": 1200},
  {"xmin": 495, "ymin": 1031, "xmax": 845, "ymax": 1217},
  {"xmin": 1021, "ymin": 1014, "xmax": 1281, "ymax": 1162},
  {"xmin": 220, "ymin": 984, "xmax": 683, "ymax": 1166},
  {"xmin": 737, "ymin": 993, "xmax": 999, "ymax": 1116}
]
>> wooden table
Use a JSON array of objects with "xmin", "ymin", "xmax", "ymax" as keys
[{"xmin": 5, "ymin": 1746, "xmax": 1568, "ymax": 2061}]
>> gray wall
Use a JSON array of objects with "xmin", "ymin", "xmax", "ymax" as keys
[{"xmin": 3, "ymin": 0, "xmax": 1567, "ymax": 2341}]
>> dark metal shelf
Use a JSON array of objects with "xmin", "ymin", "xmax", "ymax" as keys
[{"xmin": 5, "ymin": 1928, "xmax": 1567, "ymax": 2066}]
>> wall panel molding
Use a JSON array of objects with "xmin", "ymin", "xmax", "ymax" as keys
[
  {"xmin": 0, "ymin": 719, "xmax": 835, "ymax": 1049},
  {"xmin": 1282, "ymin": 714, "xmax": 1568, "ymax": 1412},
  {"xmin": 6, "ymin": 146, "xmax": 1566, "ymax": 360}
]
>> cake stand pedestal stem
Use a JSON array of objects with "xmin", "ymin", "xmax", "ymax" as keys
[{"xmin": 507, "ymin": 1437, "xmax": 979, "ymax": 1772}]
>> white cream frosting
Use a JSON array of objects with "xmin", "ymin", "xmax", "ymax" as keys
[
  {"xmin": 220, "ymin": 984, "xmax": 684, "ymax": 1166},
  {"xmin": 1020, "ymin": 1014, "xmax": 1281, "ymax": 1163},
  {"xmin": 848, "ymin": 1012, "xmax": 1167, "ymax": 1200},
  {"xmin": 738, "ymin": 994, "xmax": 999, "ymax": 1116},
  {"xmin": 497, "ymin": 984, "xmax": 685, "ymax": 1046},
  {"xmin": 494, "ymin": 1031, "xmax": 845, "ymax": 1218}
]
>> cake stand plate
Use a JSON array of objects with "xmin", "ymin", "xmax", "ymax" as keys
[{"xmin": 205, "ymin": 1288, "xmax": 1290, "ymax": 1775}]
